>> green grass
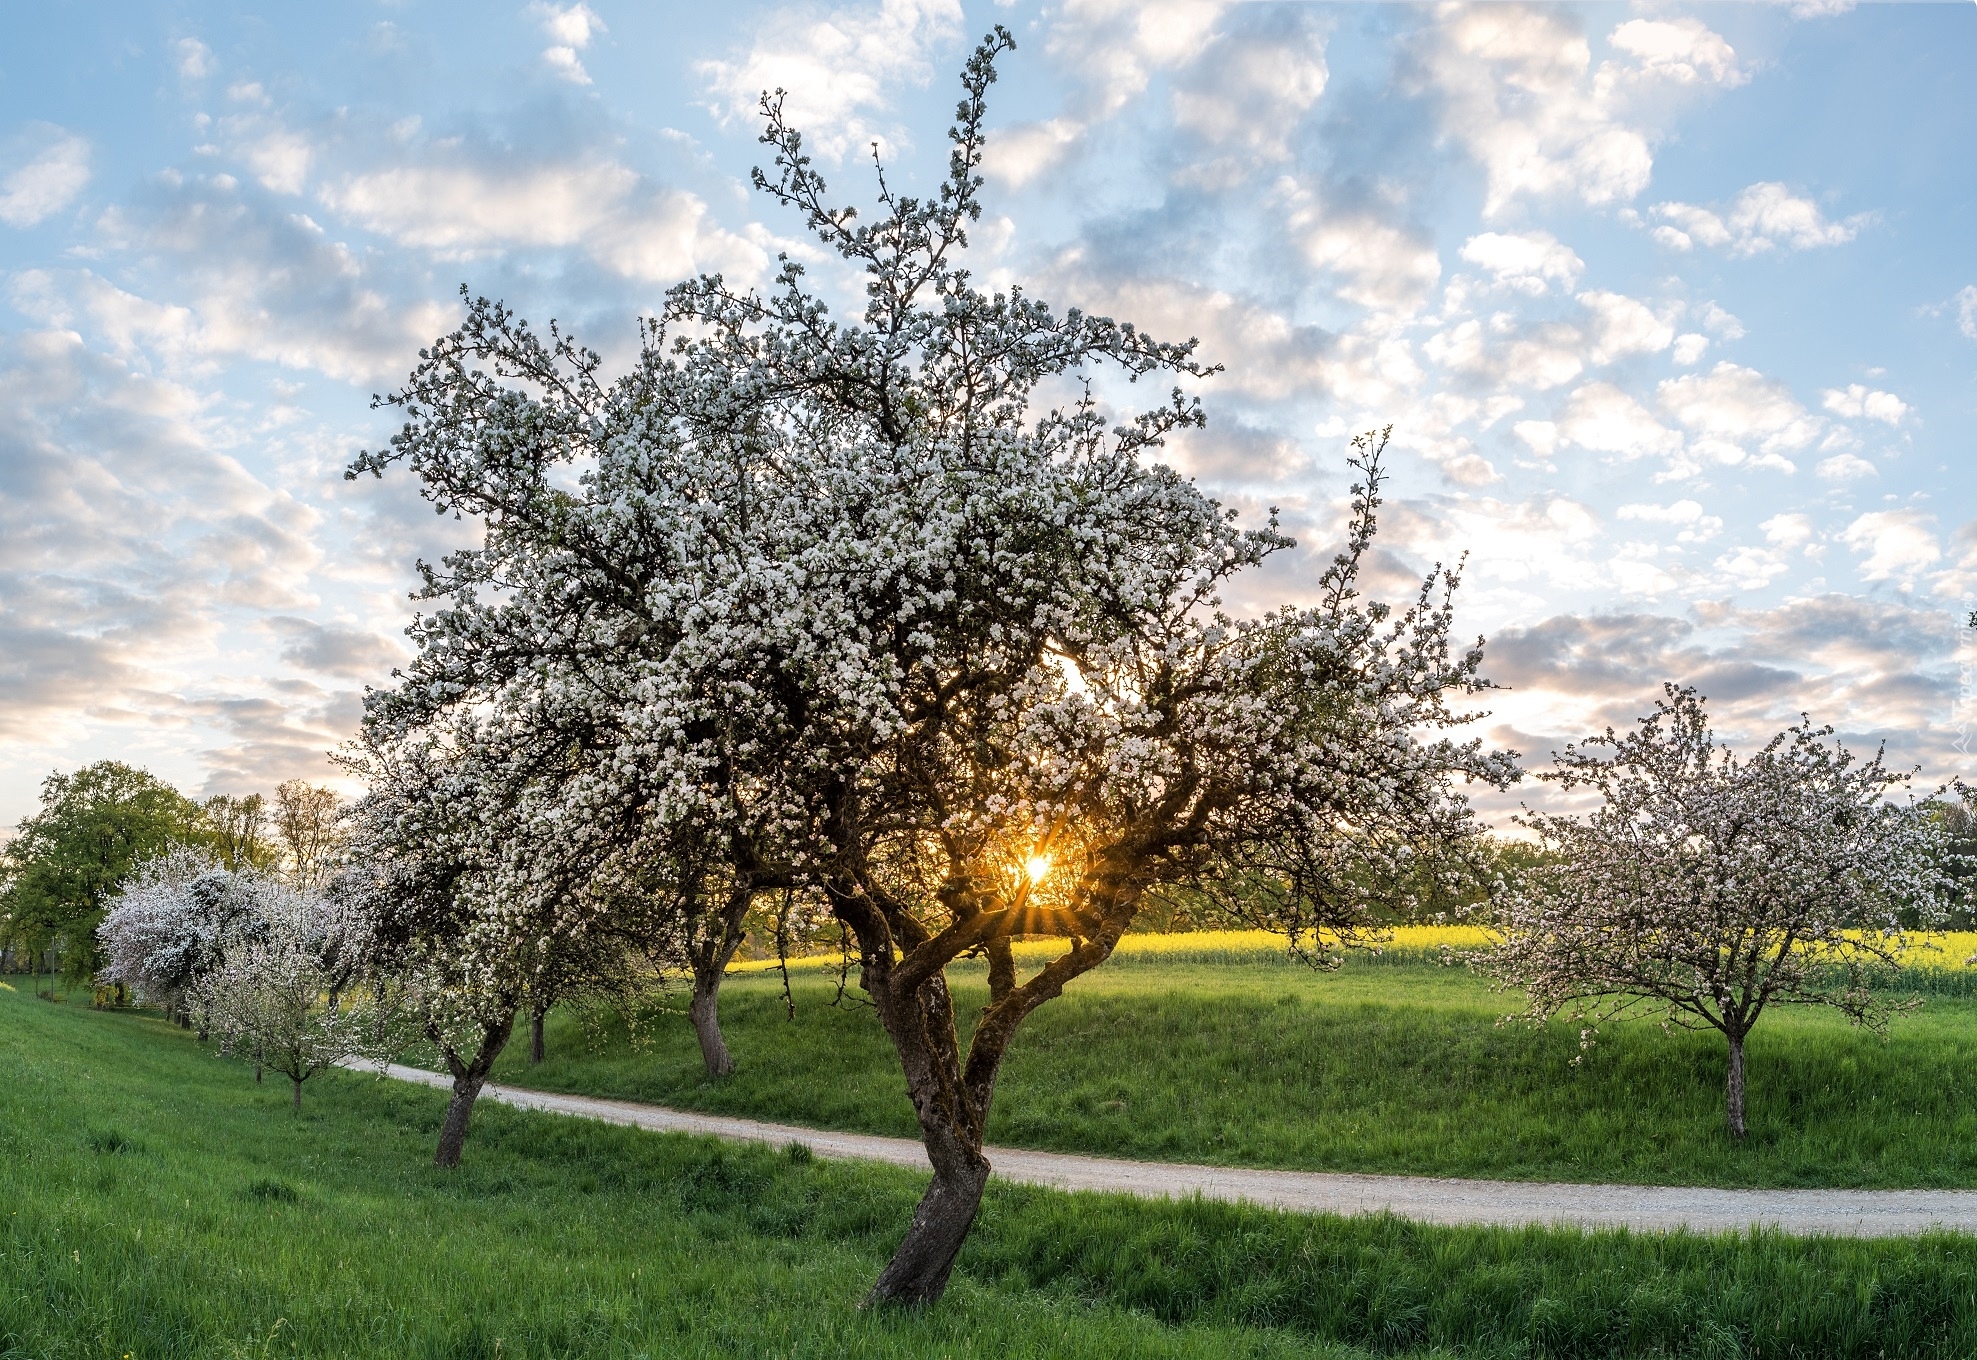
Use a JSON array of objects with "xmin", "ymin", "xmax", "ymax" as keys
[
  {"xmin": 493, "ymin": 955, "xmax": 1977, "ymax": 1188},
  {"xmin": 11, "ymin": 981, "xmax": 1977, "ymax": 1358}
]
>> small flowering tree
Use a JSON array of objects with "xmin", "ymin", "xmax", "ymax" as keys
[
  {"xmin": 1484, "ymin": 686, "xmax": 1954, "ymax": 1139},
  {"xmin": 351, "ymin": 31, "xmax": 1513, "ymax": 1303},
  {"xmin": 341, "ymin": 725, "xmax": 653, "ymax": 1167},
  {"xmin": 193, "ymin": 880, "xmax": 389, "ymax": 1112},
  {"xmin": 97, "ymin": 849, "xmax": 269, "ymax": 1026}
]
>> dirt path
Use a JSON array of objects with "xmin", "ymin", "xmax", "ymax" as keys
[{"xmin": 372, "ymin": 1063, "xmax": 1977, "ymax": 1236}]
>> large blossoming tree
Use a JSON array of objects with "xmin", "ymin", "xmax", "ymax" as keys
[
  {"xmin": 1485, "ymin": 686, "xmax": 1955, "ymax": 1139},
  {"xmin": 351, "ymin": 30, "xmax": 1513, "ymax": 1305}
]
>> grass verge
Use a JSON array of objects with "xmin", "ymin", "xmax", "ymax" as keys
[
  {"xmin": 496, "ymin": 955, "xmax": 1977, "ymax": 1188},
  {"xmin": 10, "ymin": 982, "xmax": 1977, "ymax": 1358}
]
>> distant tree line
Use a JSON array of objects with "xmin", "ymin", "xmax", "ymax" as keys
[{"xmin": 0, "ymin": 763, "xmax": 345, "ymax": 993}]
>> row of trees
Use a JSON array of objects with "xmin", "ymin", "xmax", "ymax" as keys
[{"xmin": 0, "ymin": 763, "xmax": 345, "ymax": 991}]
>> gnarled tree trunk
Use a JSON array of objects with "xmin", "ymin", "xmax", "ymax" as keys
[
  {"xmin": 846, "ymin": 873, "xmax": 1124, "ymax": 1310},
  {"xmin": 433, "ymin": 1010, "xmax": 517, "ymax": 1168}
]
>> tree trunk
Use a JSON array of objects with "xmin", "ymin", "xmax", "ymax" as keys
[
  {"xmin": 1725, "ymin": 1029, "xmax": 1748, "ymax": 1140},
  {"xmin": 861, "ymin": 949, "xmax": 992, "ymax": 1309},
  {"xmin": 529, "ymin": 1006, "xmax": 546, "ymax": 1066},
  {"xmin": 686, "ymin": 881, "xmax": 755, "ymax": 1078},
  {"xmin": 689, "ymin": 972, "xmax": 734, "ymax": 1077},
  {"xmin": 291, "ymin": 1076, "xmax": 303, "ymax": 1114},
  {"xmin": 866, "ymin": 1133, "xmax": 991, "ymax": 1307},
  {"xmin": 433, "ymin": 1012, "xmax": 516, "ymax": 1169}
]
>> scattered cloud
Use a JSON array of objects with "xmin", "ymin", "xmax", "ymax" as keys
[
  {"xmin": 1656, "ymin": 361, "xmax": 1820, "ymax": 473},
  {"xmin": 697, "ymin": 0, "xmax": 963, "ymax": 161},
  {"xmin": 1457, "ymin": 231, "xmax": 1583, "ymax": 296},
  {"xmin": 531, "ymin": 3, "xmax": 604, "ymax": 85},
  {"xmin": 1821, "ymin": 383, "xmax": 1907, "ymax": 425},
  {"xmin": 1411, "ymin": 6, "xmax": 1742, "ymax": 219},
  {"xmin": 1650, "ymin": 182, "xmax": 1867, "ymax": 255},
  {"xmin": 1841, "ymin": 510, "xmax": 1939, "ymax": 584},
  {"xmin": 0, "ymin": 124, "xmax": 92, "ymax": 227},
  {"xmin": 1815, "ymin": 452, "xmax": 1877, "ymax": 482},
  {"xmin": 1553, "ymin": 382, "xmax": 1683, "ymax": 460},
  {"xmin": 172, "ymin": 37, "xmax": 217, "ymax": 81}
]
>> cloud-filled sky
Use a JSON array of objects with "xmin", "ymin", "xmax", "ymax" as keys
[{"xmin": 2, "ymin": 0, "xmax": 1974, "ymax": 827}]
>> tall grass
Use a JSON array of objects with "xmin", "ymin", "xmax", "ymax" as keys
[{"xmin": 7, "ymin": 982, "xmax": 1977, "ymax": 1357}]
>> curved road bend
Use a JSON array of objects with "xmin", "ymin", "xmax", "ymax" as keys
[{"xmin": 369, "ymin": 1062, "xmax": 1977, "ymax": 1237}]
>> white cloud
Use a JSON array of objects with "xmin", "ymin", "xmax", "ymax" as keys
[
  {"xmin": 1957, "ymin": 286, "xmax": 1977, "ymax": 340},
  {"xmin": 1513, "ymin": 419, "xmax": 1557, "ymax": 458},
  {"xmin": 1761, "ymin": 513, "xmax": 1816, "ymax": 552},
  {"xmin": 1656, "ymin": 362, "xmax": 1820, "ymax": 470},
  {"xmin": 532, "ymin": 3, "xmax": 603, "ymax": 85},
  {"xmin": 1671, "ymin": 333, "xmax": 1708, "ymax": 366},
  {"xmin": 698, "ymin": 0, "xmax": 963, "ymax": 161},
  {"xmin": 1606, "ymin": 18, "xmax": 1745, "ymax": 87},
  {"xmin": 1172, "ymin": 14, "xmax": 1327, "ymax": 165},
  {"xmin": 1578, "ymin": 289, "xmax": 1674, "ymax": 365},
  {"xmin": 173, "ymin": 37, "xmax": 217, "ymax": 81},
  {"xmin": 1698, "ymin": 302, "xmax": 1744, "ymax": 339},
  {"xmin": 1821, "ymin": 383, "xmax": 1907, "ymax": 425},
  {"xmin": 0, "ymin": 124, "xmax": 92, "ymax": 227},
  {"xmin": 983, "ymin": 118, "xmax": 1082, "ymax": 190},
  {"xmin": 1424, "ymin": 317, "xmax": 1582, "ymax": 392},
  {"xmin": 1457, "ymin": 231, "xmax": 1583, "ymax": 295},
  {"xmin": 319, "ymin": 152, "xmax": 764, "ymax": 283},
  {"xmin": 239, "ymin": 129, "xmax": 312, "ymax": 195},
  {"xmin": 1413, "ymin": 7, "xmax": 1742, "ymax": 219},
  {"xmin": 1841, "ymin": 509, "xmax": 1939, "ymax": 583},
  {"xmin": 1288, "ymin": 192, "xmax": 1441, "ymax": 316},
  {"xmin": 322, "ymin": 157, "xmax": 637, "ymax": 250},
  {"xmin": 1553, "ymin": 381, "xmax": 1682, "ymax": 459},
  {"xmin": 1815, "ymin": 453, "xmax": 1877, "ymax": 482},
  {"xmin": 1650, "ymin": 182, "xmax": 1865, "ymax": 256},
  {"xmin": 1050, "ymin": 0, "xmax": 1229, "ymax": 119},
  {"xmin": 1054, "ymin": 262, "xmax": 1417, "ymax": 407},
  {"xmin": 1713, "ymin": 544, "xmax": 1791, "ymax": 590}
]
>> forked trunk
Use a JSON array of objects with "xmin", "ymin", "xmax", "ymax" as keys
[
  {"xmin": 865, "ymin": 1137, "xmax": 991, "ymax": 1307},
  {"xmin": 433, "ymin": 1011, "xmax": 516, "ymax": 1169},
  {"xmin": 529, "ymin": 1007, "xmax": 546, "ymax": 1066},
  {"xmin": 1725, "ymin": 1029, "xmax": 1748, "ymax": 1140},
  {"xmin": 689, "ymin": 973, "xmax": 734, "ymax": 1077}
]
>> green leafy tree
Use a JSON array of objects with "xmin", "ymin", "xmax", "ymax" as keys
[
  {"xmin": 1, "ymin": 761, "xmax": 207, "ymax": 985},
  {"xmin": 202, "ymin": 794, "xmax": 279, "ymax": 873}
]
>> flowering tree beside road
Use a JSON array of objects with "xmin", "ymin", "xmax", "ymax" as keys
[
  {"xmin": 1485, "ymin": 686, "xmax": 1954, "ymax": 1139},
  {"xmin": 193, "ymin": 880, "xmax": 389, "ymax": 1113},
  {"xmin": 351, "ymin": 30, "xmax": 1513, "ymax": 1304}
]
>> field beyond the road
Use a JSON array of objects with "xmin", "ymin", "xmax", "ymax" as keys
[{"xmin": 500, "ymin": 935, "xmax": 1977, "ymax": 1189}]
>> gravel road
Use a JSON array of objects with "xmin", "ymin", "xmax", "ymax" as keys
[{"xmin": 371, "ymin": 1062, "xmax": 1977, "ymax": 1236}]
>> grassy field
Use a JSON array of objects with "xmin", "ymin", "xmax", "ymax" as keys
[
  {"xmin": 493, "ymin": 939, "xmax": 1977, "ymax": 1189},
  {"xmin": 10, "ymin": 980, "xmax": 1977, "ymax": 1358}
]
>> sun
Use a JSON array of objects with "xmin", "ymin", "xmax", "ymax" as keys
[{"xmin": 1022, "ymin": 853, "xmax": 1053, "ymax": 883}]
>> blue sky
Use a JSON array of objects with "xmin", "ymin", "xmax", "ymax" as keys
[{"xmin": 1, "ymin": 0, "xmax": 1974, "ymax": 827}]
